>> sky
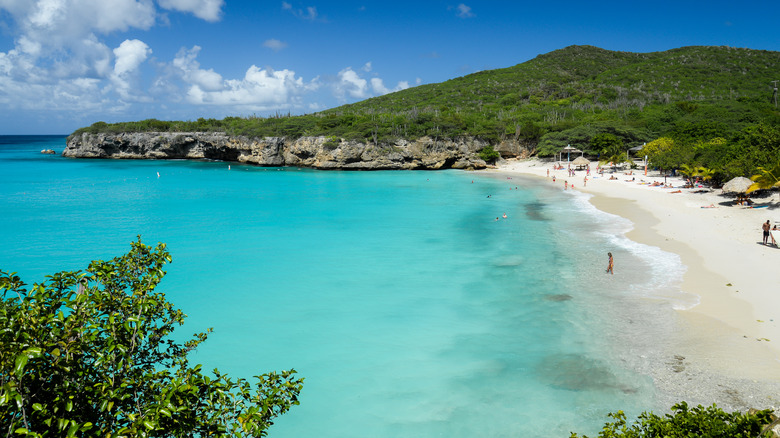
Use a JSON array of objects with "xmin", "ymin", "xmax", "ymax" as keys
[{"xmin": 0, "ymin": 1, "xmax": 778, "ymax": 134}]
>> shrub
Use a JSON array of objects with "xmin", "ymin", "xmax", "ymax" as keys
[
  {"xmin": 478, "ymin": 145, "xmax": 501, "ymax": 162},
  {"xmin": 570, "ymin": 402, "xmax": 776, "ymax": 438}
]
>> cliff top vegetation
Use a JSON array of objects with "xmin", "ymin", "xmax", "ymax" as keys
[{"xmin": 70, "ymin": 45, "xmax": 780, "ymax": 182}]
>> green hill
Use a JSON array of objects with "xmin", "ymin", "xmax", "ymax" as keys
[{"xmin": 71, "ymin": 45, "xmax": 780, "ymax": 179}]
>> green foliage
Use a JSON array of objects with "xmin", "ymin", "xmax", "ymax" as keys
[
  {"xmin": 478, "ymin": 145, "xmax": 501, "ymax": 163},
  {"xmin": 322, "ymin": 136, "xmax": 340, "ymax": 150},
  {"xmin": 68, "ymin": 45, "xmax": 780, "ymax": 179},
  {"xmin": 0, "ymin": 238, "xmax": 303, "ymax": 437},
  {"xmin": 641, "ymin": 137, "xmax": 693, "ymax": 172},
  {"xmin": 590, "ymin": 133, "xmax": 623, "ymax": 157},
  {"xmin": 570, "ymin": 402, "xmax": 775, "ymax": 438},
  {"xmin": 748, "ymin": 162, "xmax": 780, "ymax": 193}
]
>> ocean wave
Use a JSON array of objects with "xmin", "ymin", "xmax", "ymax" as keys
[{"xmin": 564, "ymin": 189, "xmax": 699, "ymax": 310}]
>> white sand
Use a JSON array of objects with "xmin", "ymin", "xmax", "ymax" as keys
[{"xmin": 487, "ymin": 158, "xmax": 780, "ymax": 410}]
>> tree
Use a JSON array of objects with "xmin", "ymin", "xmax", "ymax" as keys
[
  {"xmin": 0, "ymin": 238, "xmax": 303, "ymax": 437},
  {"xmin": 748, "ymin": 162, "xmax": 780, "ymax": 198},
  {"xmin": 590, "ymin": 133, "xmax": 623, "ymax": 158},
  {"xmin": 640, "ymin": 137, "xmax": 692, "ymax": 173}
]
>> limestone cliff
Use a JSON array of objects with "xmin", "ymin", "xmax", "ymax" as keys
[{"xmin": 63, "ymin": 132, "xmax": 529, "ymax": 170}]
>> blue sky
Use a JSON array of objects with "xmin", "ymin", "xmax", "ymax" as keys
[{"xmin": 0, "ymin": 0, "xmax": 777, "ymax": 134}]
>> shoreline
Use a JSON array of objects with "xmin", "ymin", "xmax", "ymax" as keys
[{"xmin": 486, "ymin": 158, "xmax": 780, "ymax": 411}]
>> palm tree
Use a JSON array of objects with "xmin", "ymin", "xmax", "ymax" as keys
[
  {"xmin": 599, "ymin": 153, "xmax": 629, "ymax": 172},
  {"xmin": 695, "ymin": 166, "xmax": 715, "ymax": 185},
  {"xmin": 678, "ymin": 164, "xmax": 696, "ymax": 178},
  {"xmin": 747, "ymin": 162, "xmax": 780, "ymax": 198}
]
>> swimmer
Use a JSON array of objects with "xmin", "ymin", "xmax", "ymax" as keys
[
  {"xmin": 157, "ymin": 172, "xmax": 160, "ymax": 178},
  {"xmin": 502, "ymin": 213, "xmax": 507, "ymax": 219}
]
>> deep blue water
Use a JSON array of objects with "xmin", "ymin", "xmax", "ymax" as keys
[{"xmin": 0, "ymin": 135, "xmax": 687, "ymax": 437}]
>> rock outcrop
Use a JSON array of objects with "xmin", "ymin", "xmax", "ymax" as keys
[{"xmin": 62, "ymin": 132, "xmax": 528, "ymax": 170}]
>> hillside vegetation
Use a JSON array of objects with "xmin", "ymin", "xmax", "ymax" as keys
[{"xmin": 71, "ymin": 45, "xmax": 780, "ymax": 182}]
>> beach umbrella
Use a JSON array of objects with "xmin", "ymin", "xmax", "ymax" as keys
[
  {"xmin": 721, "ymin": 176, "xmax": 754, "ymax": 193},
  {"xmin": 572, "ymin": 156, "xmax": 590, "ymax": 167}
]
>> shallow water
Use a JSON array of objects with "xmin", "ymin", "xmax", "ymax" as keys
[{"xmin": 1, "ymin": 136, "xmax": 692, "ymax": 437}]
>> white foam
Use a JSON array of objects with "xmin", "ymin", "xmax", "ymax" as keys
[{"xmin": 563, "ymin": 189, "xmax": 699, "ymax": 310}]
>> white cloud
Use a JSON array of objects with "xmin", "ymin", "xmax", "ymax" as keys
[
  {"xmin": 332, "ymin": 66, "xmax": 411, "ymax": 100},
  {"xmin": 158, "ymin": 0, "xmax": 224, "ymax": 22},
  {"xmin": 263, "ymin": 38, "xmax": 288, "ymax": 52},
  {"xmin": 336, "ymin": 67, "xmax": 368, "ymax": 99},
  {"xmin": 113, "ymin": 39, "xmax": 150, "ymax": 76},
  {"xmin": 370, "ymin": 77, "xmax": 388, "ymax": 94},
  {"xmin": 370, "ymin": 77, "xmax": 410, "ymax": 96},
  {"xmin": 282, "ymin": 2, "xmax": 318, "ymax": 20},
  {"xmin": 173, "ymin": 46, "xmax": 224, "ymax": 91},
  {"xmin": 111, "ymin": 39, "xmax": 151, "ymax": 99},
  {"xmin": 455, "ymin": 3, "xmax": 474, "ymax": 18},
  {"xmin": 173, "ymin": 46, "xmax": 319, "ymax": 108}
]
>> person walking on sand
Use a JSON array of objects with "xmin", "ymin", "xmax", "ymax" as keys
[
  {"xmin": 606, "ymin": 252, "xmax": 614, "ymax": 275},
  {"xmin": 763, "ymin": 220, "xmax": 771, "ymax": 245}
]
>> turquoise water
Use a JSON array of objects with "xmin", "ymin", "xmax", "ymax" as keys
[{"xmin": 1, "ymin": 136, "xmax": 686, "ymax": 437}]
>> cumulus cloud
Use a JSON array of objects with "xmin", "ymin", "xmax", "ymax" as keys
[
  {"xmin": 111, "ymin": 39, "xmax": 151, "ymax": 99},
  {"xmin": 263, "ymin": 38, "xmax": 288, "ymax": 52},
  {"xmin": 172, "ymin": 46, "xmax": 224, "ymax": 91},
  {"xmin": 370, "ymin": 77, "xmax": 410, "ymax": 95},
  {"xmin": 113, "ymin": 39, "xmax": 151, "ymax": 76},
  {"xmin": 336, "ymin": 67, "xmax": 368, "ymax": 99},
  {"xmin": 0, "ymin": 0, "xmax": 413, "ymax": 131},
  {"xmin": 172, "ymin": 45, "xmax": 319, "ymax": 109},
  {"xmin": 158, "ymin": 0, "xmax": 224, "ymax": 22},
  {"xmin": 334, "ymin": 66, "xmax": 409, "ymax": 100}
]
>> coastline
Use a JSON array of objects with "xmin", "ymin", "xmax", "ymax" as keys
[{"xmin": 487, "ymin": 158, "xmax": 780, "ymax": 411}]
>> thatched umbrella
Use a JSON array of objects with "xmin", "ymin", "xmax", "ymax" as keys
[
  {"xmin": 722, "ymin": 177, "xmax": 754, "ymax": 193},
  {"xmin": 572, "ymin": 156, "xmax": 590, "ymax": 168}
]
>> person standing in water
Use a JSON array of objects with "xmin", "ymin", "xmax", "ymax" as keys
[{"xmin": 606, "ymin": 252, "xmax": 614, "ymax": 275}]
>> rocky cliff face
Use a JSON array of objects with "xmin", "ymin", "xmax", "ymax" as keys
[{"xmin": 63, "ymin": 132, "xmax": 529, "ymax": 170}]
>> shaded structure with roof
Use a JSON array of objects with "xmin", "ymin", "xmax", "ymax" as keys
[{"xmin": 558, "ymin": 145, "xmax": 583, "ymax": 163}]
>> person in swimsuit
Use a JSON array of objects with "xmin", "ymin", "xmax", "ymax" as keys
[
  {"xmin": 606, "ymin": 252, "xmax": 614, "ymax": 275},
  {"xmin": 763, "ymin": 220, "xmax": 771, "ymax": 245}
]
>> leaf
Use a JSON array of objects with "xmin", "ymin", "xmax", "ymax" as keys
[
  {"xmin": 24, "ymin": 347, "xmax": 43, "ymax": 359},
  {"xmin": 13, "ymin": 354, "xmax": 28, "ymax": 377},
  {"xmin": 66, "ymin": 422, "xmax": 79, "ymax": 437}
]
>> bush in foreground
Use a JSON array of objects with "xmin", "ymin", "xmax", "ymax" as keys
[
  {"xmin": 0, "ymin": 238, "xmax": 303, "ymax": 437},
  {"xmin": 571, "ymin": 401, "xmax": 776, "ymax": 438}
]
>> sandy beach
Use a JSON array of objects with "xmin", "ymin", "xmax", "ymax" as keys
[{"xmin": 489, "ymin": 158, "xmax": 780, "ymax": 412}]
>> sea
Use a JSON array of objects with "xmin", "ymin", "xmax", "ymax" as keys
[{"xmin": 0, "ymin": 135, "xmax": 696, "ymax": 437}]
